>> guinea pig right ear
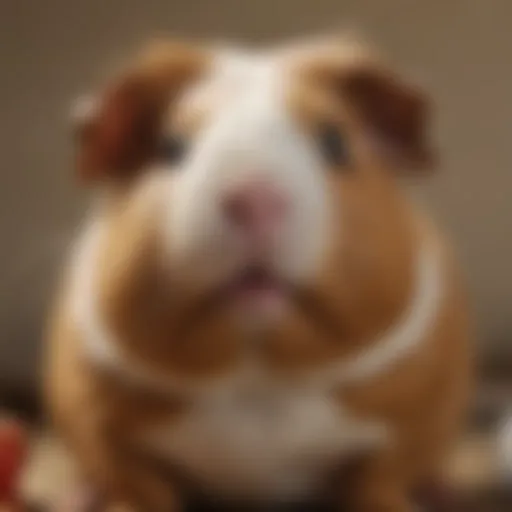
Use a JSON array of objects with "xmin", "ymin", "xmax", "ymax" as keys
[
  {"xmin": 71, "ymin": 42, "xmax": 206, "ymax": 184},
  {"xmin": 297, "ymin": 36, "xmax": 436, "ymax": 173},
  {"xmin": 341, "ymin": 64, "xmax": 435, "ymax": 172}
]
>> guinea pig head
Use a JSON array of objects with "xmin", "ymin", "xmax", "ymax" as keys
[{"xmin": 74, "ymin": 37, "xmax": 434, "ymax": 342}]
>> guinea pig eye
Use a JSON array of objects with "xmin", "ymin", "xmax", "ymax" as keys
[
  {"xmin": 158, "ymin": 134, "xmax": 187, "ymax": 165},
  {"xmin": 318, "ymin": 123, "xmax": 350, "ymax": 169}
]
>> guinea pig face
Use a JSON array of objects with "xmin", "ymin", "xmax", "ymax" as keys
[
  {"xmin": 76, "ymin": 38, "xmax": 432, "ymax": 329},
  {"xmin": 163, "ymin": 50, "xmax": 335, "ymax": 323}
]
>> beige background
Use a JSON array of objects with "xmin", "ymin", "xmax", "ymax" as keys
[{"xmin": 1, "ymin": 0, "xmax": 511, "ymax": 394}]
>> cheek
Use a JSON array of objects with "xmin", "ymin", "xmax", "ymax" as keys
[{"xmin": 315, "ymin": 176, "xmax": 383, "ymax": 290}]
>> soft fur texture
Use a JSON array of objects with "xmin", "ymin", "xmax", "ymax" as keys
[{"xmin": 45, "ymin": 36, "xmax": 472, "ymax": 511}]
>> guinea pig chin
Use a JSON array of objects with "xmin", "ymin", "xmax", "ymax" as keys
[{"xmin": 161, "ymin": 101, "xmax": 331, "ymax": 320}]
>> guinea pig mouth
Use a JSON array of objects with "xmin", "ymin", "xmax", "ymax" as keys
[
  {"xmin": 176, "ymin": 264, "xmax": 290, "ymax": 335},
  {"xmin": 177, "ymin": 265, "xmax": 346, "ymax": 338},
  {"xmin": 231, "ymin": 265, "xmax": 284, "ymax": 293},
  {"xmin": 218, "ymin": 266, "xmax": 348, "ymax": 338},
  {"xmin": 223, "ymin": 264, "xmax": 290, "ymax": 312}
]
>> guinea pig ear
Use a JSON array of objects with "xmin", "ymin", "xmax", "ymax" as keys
[
  {"xmin": 71, "ymin": 77, "xmax": 161, "ymax": 183},
  {"xmin": 297, "ymin": 36, "xmax": 435, "ymax": 172},
  {"xmin": 341, "ymin": 64, "xmax": 435, "ymax": 171},
  {"xmin": 72, "ymin": 42, "xmax": 206, "ymax": 183}
]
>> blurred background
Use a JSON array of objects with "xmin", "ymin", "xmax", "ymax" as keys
[{"xmin": 1, "ymin": 0, "xmax": 512, "ymax": 509}]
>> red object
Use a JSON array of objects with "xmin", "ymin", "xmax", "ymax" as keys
[{"xmin": 0, "ymin": 419, "xmax": 27, "ymax": 505}]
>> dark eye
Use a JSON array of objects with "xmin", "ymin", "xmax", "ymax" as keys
[
  {"xmin": 159, "ymin": 134, "xmax": 187, "ymax": 164},
  {"xmin": 318, "ymin": 123, "xmax": 350, "ymax": 168}
]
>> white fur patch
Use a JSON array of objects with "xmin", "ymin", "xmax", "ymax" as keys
[
  {"xmin": 165, "ymin": 50, "xmax": 331, "ymax": 290},
  {"xmin": 71, "ymin": 215, "xmax": 119, "ymax": 367},
  {"xmin": 143, "ymin": 375, "xmax": 387, "ymax": 499}
]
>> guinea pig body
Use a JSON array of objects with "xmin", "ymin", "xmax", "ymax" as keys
[{"xmin": 45, "ymin": 38, "xmax": 472, "ymax": 511}]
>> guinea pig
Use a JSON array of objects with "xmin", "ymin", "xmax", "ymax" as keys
[{"xmin": 45, "ymin": 35, "xmax": 472, "ymax": 511}]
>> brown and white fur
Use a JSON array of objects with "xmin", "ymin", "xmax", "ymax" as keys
[{"xmin": 45, "ymin": 36, "xmax": 472, "ymax": 511}]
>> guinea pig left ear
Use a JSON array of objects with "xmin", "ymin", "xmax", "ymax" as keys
[
  {"xmin": 341, "ymin": 65, "xmax": 435, "ymax": 172},
  {"xmin": 70, "ymin": 41, "xmax": 207, "ymax": 184},
  {"xmin": 70, "ymin": 76, "xmax": 162, "ymax": 183}
]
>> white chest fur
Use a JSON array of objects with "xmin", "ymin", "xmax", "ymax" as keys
[{"xmin": 142, "ymin": 370, "xmax": 388, "ymax": 500}]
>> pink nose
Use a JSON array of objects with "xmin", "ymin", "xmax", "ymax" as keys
[{"xmin": 222, "ymin": 183, "xmax": 288, "ymax": 241}]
